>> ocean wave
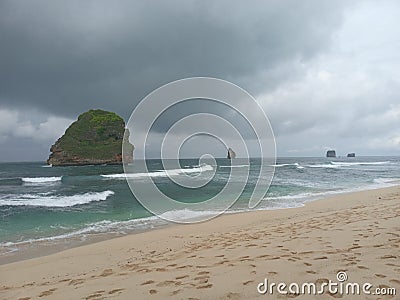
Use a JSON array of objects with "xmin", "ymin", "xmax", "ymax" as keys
[
  {"xmin": 0, "ymin": 216, "xmax": 162, "ymax": 249},
  {"xmin": 272, "ymin": 163, "xmax": 304, "ymax": 169},
  {"xmin": 264, "ymin": 177, "xmax": 400, "ymax": 206},
  {"xmin": 102, "ymin": 164, "xmax": 214, "ymax": 179},
  {"xmin": 307, "ymin": 164, "xmax": 340, "ymax": 169},
  {"xmin": 373, "ymin": 177, "xmax": 400, "ymax": 184},
  {"xmin": 0, "ymin": 190, "xmax": 114, "ymax": 207},
  {"xmin": 264, "ymin": 192, "xmax": 320, "ymax": 202},
  {"xmin": 21, "ymin": 176, "xmax": 62, "ymax": 183},
  {"xmin": 158, "ymin": 208, "xmax": 222, "ymax": 222},
  {"xmin": 307, "ymin": 161, "xmax": 391, "ymax": 169},
  {"xmin": 331, "ymin": 161, "xmax": 390, "ymax": 166},
  {"xmin": 219, "ymin": 164, "xmax": 250, "ymax": 168}
]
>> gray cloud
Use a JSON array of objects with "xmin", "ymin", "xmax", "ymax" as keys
[
  {"xmin": 0, "ymin": 0, "xmax": 346, "ymax": 119},
  {"xmin": 0, "ymin": 0, "xmax": 399, "ymax": 160}
]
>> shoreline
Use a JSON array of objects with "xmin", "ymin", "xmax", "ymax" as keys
[
  {"xmin": 1, "ymin": 185, "xmax": 399, "ymax": 299},
  {"xmin": 1, "ymin": 182, "xmax": 399, "ymax": 266}
]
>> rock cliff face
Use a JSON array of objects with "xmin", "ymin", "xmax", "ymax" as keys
[
  {"xmin": 47, "ymin": 109, "xmax": 134, "ymax": 166},
  {"xmin": 326, "ymin": 150, "xmax": 336, "ymax": 158},
  {"xmin": 227, "ymin": 148, "xmax": 236, "ymax": 159}
]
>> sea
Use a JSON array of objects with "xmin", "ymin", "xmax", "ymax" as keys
[{"xmin": 1, "ymin": 156, "xmax": 399, "ymax": 261}]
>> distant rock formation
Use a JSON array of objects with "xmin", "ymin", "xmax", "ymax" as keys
[
  {"xmin": 347, "ymin": 153, "xmax": 356, "ymax": 157},
  {"xmin": 47, "ymin": 109, "xmax": 134, "ymax": 166},
  {"xmin": 326, "ymin": 150, "xmax": 336, "ymax": 158},
  {"xmin": 227, "ymin": 148, "xmax": 236, "ymax": 159}
]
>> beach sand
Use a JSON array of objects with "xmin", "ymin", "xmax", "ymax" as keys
[{"xmin": 0, "ymin": 186, "xmax": 399, "ymax": 299}]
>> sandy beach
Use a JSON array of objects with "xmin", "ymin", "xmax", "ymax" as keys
[{"xmin": 1, "ymin": 186, "xmax": 399, "ymax": 300}]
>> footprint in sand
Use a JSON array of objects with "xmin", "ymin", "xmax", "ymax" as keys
[
  {"xmin": 380, "ymin": 255, "xmax": 397, "ymax": 259},
  {"xmin": 156, "ymin": 280, "xmax": 177, "ymax": 287},
  {"xmin": 197, "ymin": 271, "xmax": 209, "ymax": 275},
  {"xmin": 196, "ymin": 265, "xmax": 209, "ymax": 269},
  {"xmin": 155, "ymin": 267, "xmax": 167, "ymax": 272},
  {"xmin": 108, "ymin": 288, "xmax": 124, "ymax": 295},
  {"xmin": 38, "ymin": 288, "xmax": 57, "ymax": 298},
  {"xmin": 196, "ymin": 283, "xmax": 213, "ymax": 289},
  {"xmin": 100, "ymin": 269, "xmax": 114, "ymax": 277},
  {"xmin": 222, "ymin": 292, "xmax": 241, "ymax": 299},
  {"xmin": 177, "ymin": 265, "xmax": 192, "ymax": 269},
  {"xmin": 375, "ymin": 274, "xmax": 386, "ymax": 278},
  {"xmin": 288, "ymin": 293, "xmax": 303, "ymax": 298},
  {"xmin": 315, "ymin": 278, "xmax": 329, "ymax": 285},
  {"xmin": 242, "ymin": 280, "xmax": 253, "ymax": 286},
  {"xmin": 85, "ymin": 291, "xmax": 105, "ymax": 300},
  {"xmin": 149, "ymin": 289, "xmax": 158, "ymax": 295},
  {"xmin": 385, "ymin": 263, "xmax": 397, "ymax": 267},
  {"xmin": 389, "ymin": 279, "xmax": 400, "ymax": 285},
  {"xmin": 141, "ymin": 280, "xmax": 155, "ymax": 285},
  {"xmin": 268, "ymin": 271, "xmax": 277, "ymax": 275},
  {"xmin": 195, "ymin": 278, "xmax": 209, "ymax": 284},
  {"xmin": 137, "ymin": 268, "xmax": 152, "ymax": 273},
  {"xmin": 166, "ymin": 263, "xmax": 178, "ymax": 267},
  {"xmin": 170, "ymin": 289, "xmax": 182, "ymax": 296},
  {"xmin": 68, "ymin": 279, "xmax": 85, "ymax": 286},
  {"xmin": 313, "ymin": 256, "xmax": 328, "ymax": 260}
]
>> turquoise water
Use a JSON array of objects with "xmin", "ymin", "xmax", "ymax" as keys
[{"xmin": 0, "ymin": 157, "xmax": 399, "ymax": 254}]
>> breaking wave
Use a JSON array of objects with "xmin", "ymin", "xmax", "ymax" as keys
[
  {"xmin": 101, "ymin": 164, "xmax": 214, "ymax": 179},
  {"xmin": 0, "ymin": 190, "xmax": 114, "ymax": 207},
  {"xmin": 21, "ymin": 176, "xmax": 62, "ymax": 183}
]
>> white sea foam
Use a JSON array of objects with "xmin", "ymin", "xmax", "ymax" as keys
[
  {"xmin": 273, "ymin": 163, "xmax": 297, "ymax": 167},
  {"xmin": 307, "ymin": 164, "xmax": 340, "ymax": 169},
  {"xmin": 0, "ymin": 190, "xmax": 114, "ymax": 207},
  {"xmin": 272, "ymin": 163, "xmax": 304, "ymax": 169},
  {"xmin": 219, "ymin": 164, "xmax": 250, "ymax": 168},
  {"xmin": 0, "ymin": 216, "xmax": 166, "ymax": 249},
  {"xmin": 307, "ymin": 161, "xmax": 392, "ymax": 169},
  {"xmin": 158, "ymin": 208, "xmax": 222, "ymax": 222},
  {"xmin": 264, "ymin": 177, "xmax": 400, "ymax": 209},
  {"xmin": 21, "ymin": 176, "xmax": 62, "ymax": 183},
  {"xmin": 102, "ymin": 164, "xmax": 214, "ymax": 179},
  {"xmin": 373, "ymin": 177, "xmax": 400, "ymax": 185},
  {"xmin": 0, "ymin": 209, "xmax": 227, "ymax": 248},
  {"xmin": 331, "ymin": 161, "xmax": 390, "ymax": 166}
]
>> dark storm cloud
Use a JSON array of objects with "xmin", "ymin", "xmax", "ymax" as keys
[{"xmin": 0, "ymin": 0, "xmax": 347, "ymax": 120}]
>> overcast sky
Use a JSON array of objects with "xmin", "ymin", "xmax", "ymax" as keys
[{"xmin": 0, "ymin": 0, "xmax": 399, "ymax": 161}]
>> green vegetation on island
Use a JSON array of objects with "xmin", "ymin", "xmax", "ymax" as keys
[{"xmin": 47, "ymin": 109, "xmax": 134, "ymax": 166}]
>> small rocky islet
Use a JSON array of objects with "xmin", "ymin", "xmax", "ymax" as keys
[{"xmin": 47, "ymin": 109, "xmax": 134, "ymax": 166}]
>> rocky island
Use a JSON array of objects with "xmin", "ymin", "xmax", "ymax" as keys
[
  {"xmin": 47, "ymin": 109, "xmax": 134, "ymax": 166},
  {"xmin": 326, "ymin": 150, "xmax": 336, "ymax": 158},
  {"xmin": 227, "ymin": 148, "xmax": 236, "ymax": 159}
]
